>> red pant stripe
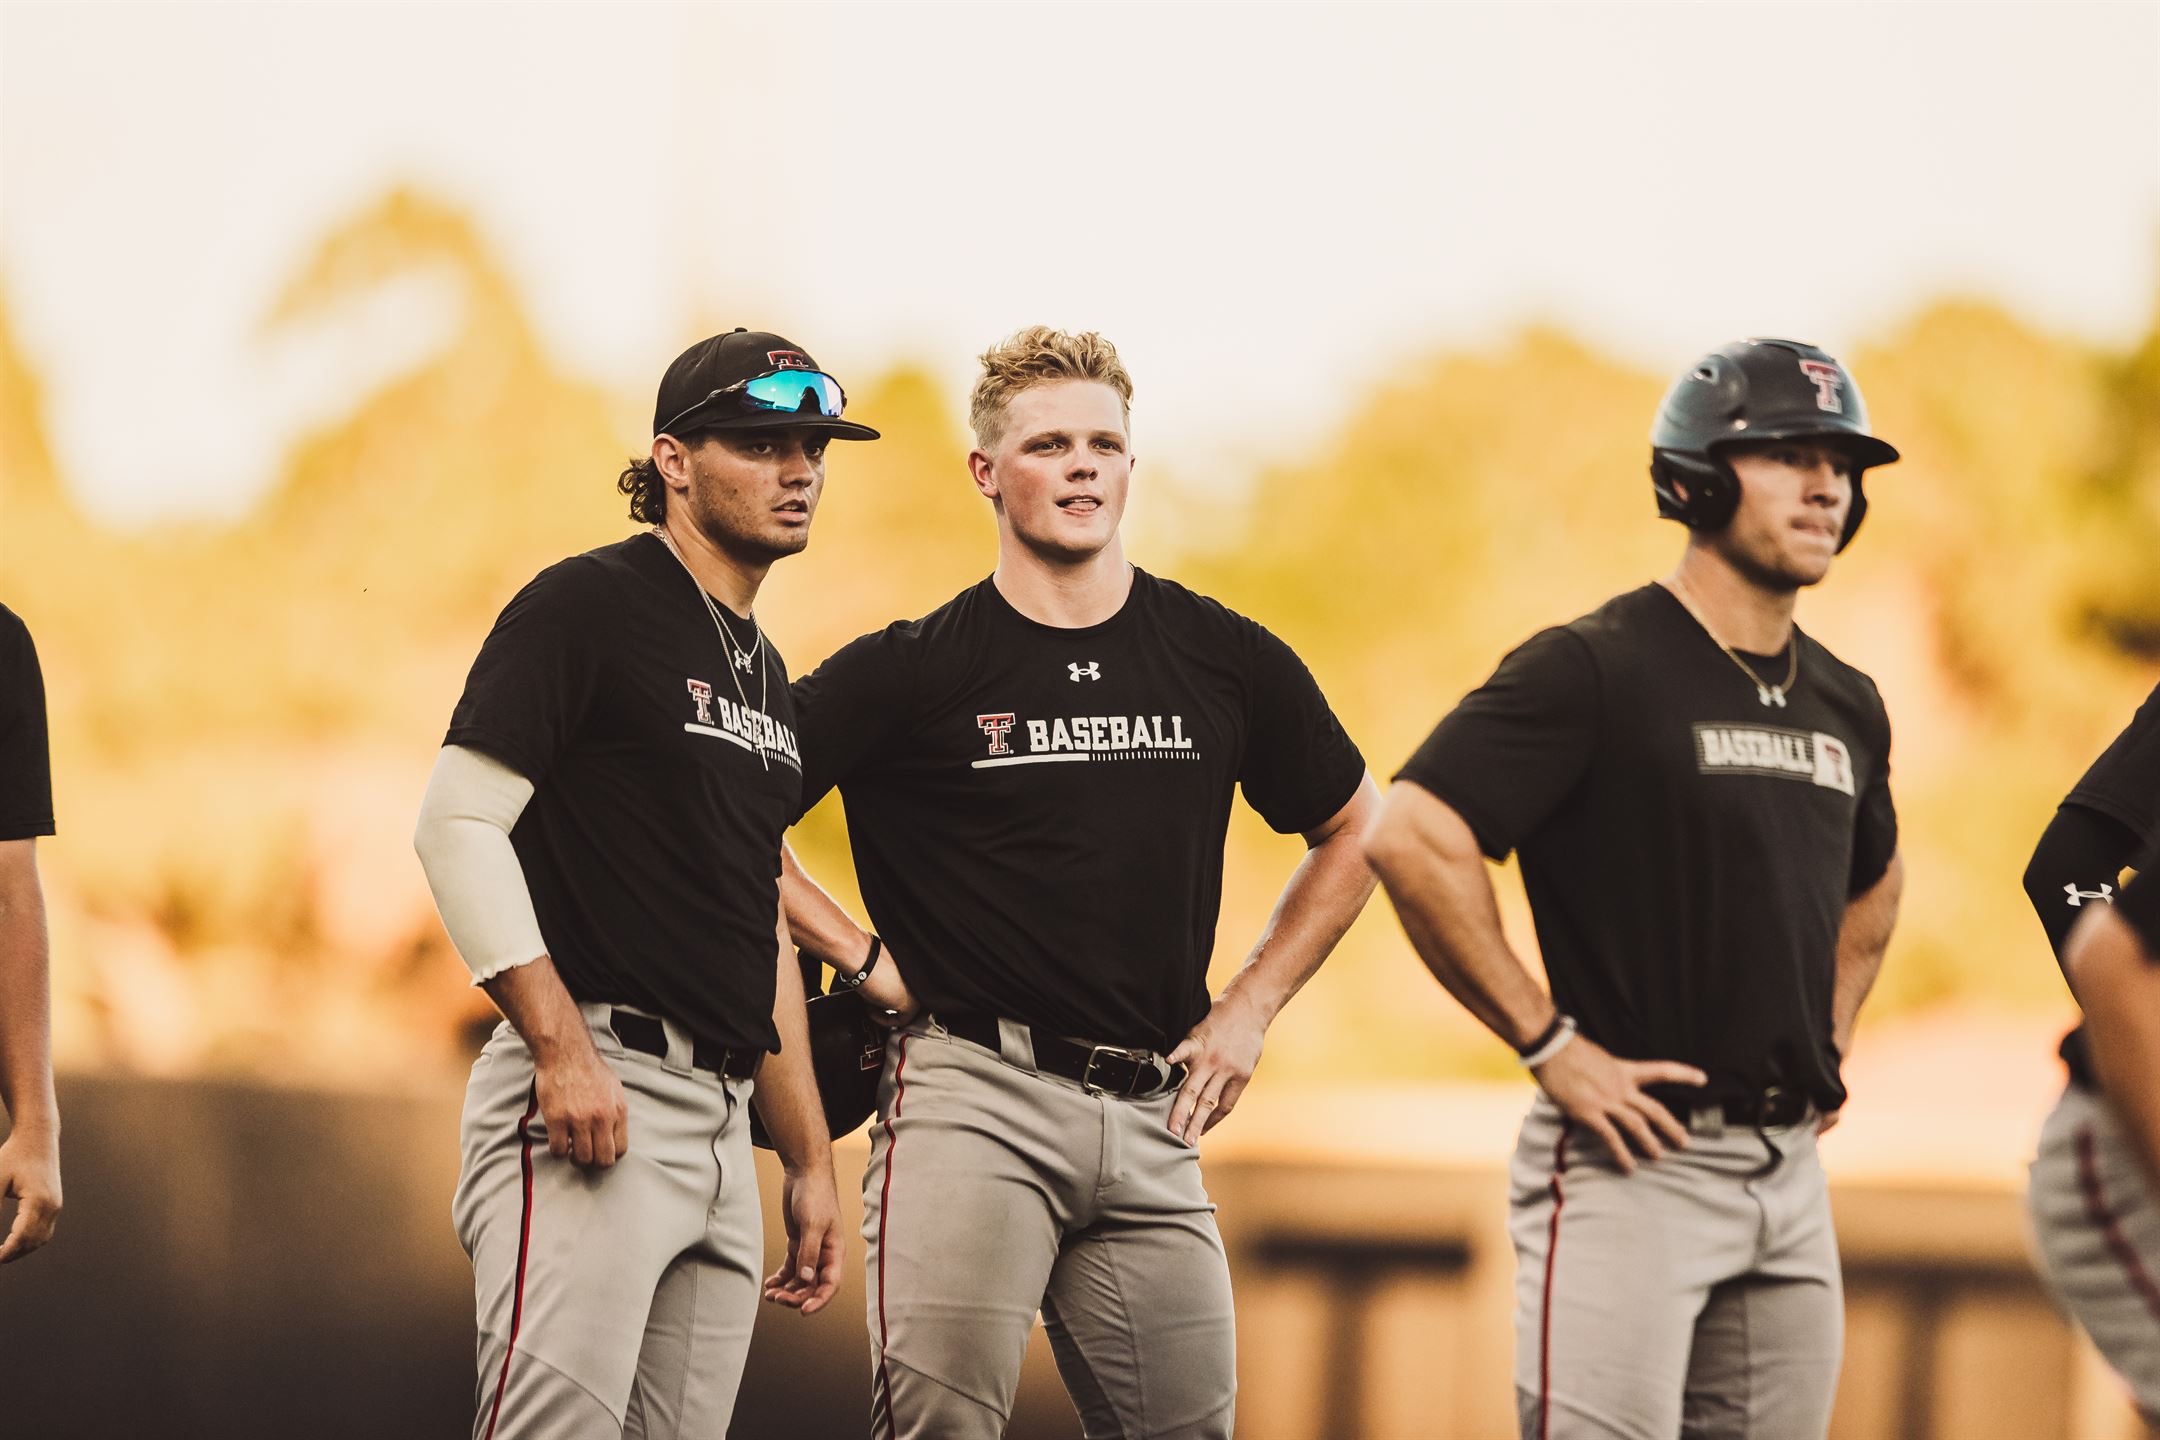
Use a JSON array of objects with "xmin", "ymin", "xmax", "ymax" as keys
[
  {"xmin": 875, "ymin": 1036, "xmax": 911, "ymax": 1440},
  {"xmin": 2076, "ymin": 1122, "xmax": 2160, "ymax": 1326},
  {"xmin": 481, "ymin": 1085, "xmax": 541, "ymax": 1440},
  {"xmin": 1538, "ymin": 1118, "xmax": 1574, "ymax": 1440}
]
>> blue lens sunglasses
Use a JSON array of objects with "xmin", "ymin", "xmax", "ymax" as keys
[{"xmin": 658, "ymin": 370, "xmax": 849, "ymax": 436}]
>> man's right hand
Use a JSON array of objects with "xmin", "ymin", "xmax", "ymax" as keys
[
  {"xmin": 856, "ymin": 943, "xmax": 920, "ymax": 1030},
  {"xmin": 1532, "ymin": 1035, "xmax": 1705, "ymax": 1175},
  {"xmin": 533, "ymin": 1035, "xmax": 629, "ymax": 1168},
  {"xmin": 0, "ymin": 1124, "xmax": 61, "ymax": 1263}
]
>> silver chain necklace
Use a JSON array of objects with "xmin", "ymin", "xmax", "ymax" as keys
[
  {"xmin": 1662, "ymin": 576, "xmax": 1800, "ymax": 708},
  {"xmin": 653, "ymin": 526, "xmax": 769, "ymax": 769}
]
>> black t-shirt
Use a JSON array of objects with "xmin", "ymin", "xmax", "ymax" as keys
[
  {"xmin": 1396, "ymin": 583, "xmax": 1897, "ymax": 1109},
  {"xmin": 445, "ymin": 534, "xmax": 800, "ymax": 1053},
  {"xmin": 0, "ymin": 605, "xmax": 55, "ymax": 841},
  {"xmin": 791, "ymin": 570, "xmax": 1365, "ymax": 1052},
  {"xmin": 2067, "ymin": 683, "xmax": 2160, "ymax": 846},
  {"xmin": 2051, "ymin": 682, "xmax": 2160, "ymax": 1085}
]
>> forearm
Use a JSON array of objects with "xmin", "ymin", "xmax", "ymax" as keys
[
  {"xmin": 754, "ymin": 908, "xmax": 836, "ymax": 1176},
  {"xmin": 2069, "ymin": 908, "xmax": 2160, "ymax": 1184},
  {"xmin": 0, "ymin": 854, "xmax": 56, "ymax": 1131},
  {"xmin": 779, "ymin": 843, "xmax": 913, "ymax": 1015},
  {"xmin": 481, "ymin": 954, "xmax": 596, "ymax": 1065},
  {"xmin": 1831, "ymin": 854, "xmax": 1904, "ymax": 1054},
  {"xmin": 779, "ymin": 844, "xmax": 868, "ymax": 969},
  {"xmin": 1363, "ymin": 785, "xmax": 1554, "ymax": 1050},
  {"xmin": 1218, "ymin": 776, "xmax": 1381, "ymax": 1023}
]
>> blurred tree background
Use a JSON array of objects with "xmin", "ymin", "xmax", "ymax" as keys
[{"xmin": 2, "ymin": 188, "xmax": 2154, "ymax": 1086}]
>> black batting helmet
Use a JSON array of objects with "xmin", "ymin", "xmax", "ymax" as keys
[
  {"xmin": 1649, "ymin": 338, "xmax": 1899, "ymax": 552},
  {"xmin": 750, "ymin": 975, "xmax": 887, "ymax": 1151}
]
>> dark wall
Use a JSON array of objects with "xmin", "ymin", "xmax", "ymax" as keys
[{"xmin": 0, "ymin": 1075, "xmax": 1083, "ymax": 1440}]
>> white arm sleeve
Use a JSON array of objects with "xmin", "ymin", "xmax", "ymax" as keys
[{"xmin": 413, "ymin": 744, "xmax": 548, "ymax": 985}]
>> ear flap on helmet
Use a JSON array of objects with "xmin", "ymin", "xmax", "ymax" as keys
[
  {"xmin": 1650, "ymin": 449, "xmax": 1740, "ymax": 532},
  {"xmin": 1837, "ymin": 474, "xmax": 1869, "ymax": 553}
]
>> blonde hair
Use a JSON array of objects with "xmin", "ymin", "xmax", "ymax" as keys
[{"xmin": 969, "ymin": 326, "xmax": 1134, "ymax": 450}]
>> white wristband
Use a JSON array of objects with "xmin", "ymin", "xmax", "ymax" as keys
[{"xmin": 1519, "ymin": 1015, "xmax": 1579, "ymax": 1070}]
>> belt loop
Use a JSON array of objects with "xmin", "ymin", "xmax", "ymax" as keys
[
  {"xmin": 996, "ymin": 1016, "xmax": 1038, "ymax": 1073},
  {"xmin": 1692, "ymin": 1105, "xmax": 1726, "ymax": 1139},
  {"xmin": 584, "ymin": 1002, "xmax": 619, "ymax": 1049},
  {"xmin": 660, "ymin": 1015, "xmax": 695, "ymax": 1073}
]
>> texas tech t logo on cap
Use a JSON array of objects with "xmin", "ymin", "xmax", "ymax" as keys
[
  {"xmin": 1797, "ymin": 359, "xmax": 1845, "ymax": 413},
  {"xmin": 766, "ymin": 350, "xmax": 812, "ymax": 371},
  {"xmin": 977, "ymin": 712, "xmax": 1017, "ymax": 756}
]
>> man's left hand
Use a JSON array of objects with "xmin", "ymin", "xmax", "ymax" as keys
[
  {"xmin": 1166, "ymin": 992, "xmax": 1270, "ymax": 1146},
  {"xmin": 761, "ymin": 1162, "xmax": 843, "ymax": 1315}
]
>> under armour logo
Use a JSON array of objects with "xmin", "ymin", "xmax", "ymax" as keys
[
  {"xmin": 1797, "ymin": 359, "xmax": 1844, "ymax": 414},
  {"xmin": 977, "ymin": 712, "xmax": 1017, "ymax": 756},
  {"xmin": 686, "ymin": 678, "xmax": 714, "ymax": 726},
  {"xmin": 733, "ymin": 649, "xmax": 754, "ymax": 673},
  {"xmin": 2066, "ymin": 883, "xmax": 2116, "ymax": 908},
  {"xmin": 1069, "ymin": 662, "xmax": 1101, "ymax": 682}
]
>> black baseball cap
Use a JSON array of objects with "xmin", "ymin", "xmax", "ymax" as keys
[{"xmin": 653, "ymin": 328, "xmax": 880, "ymax": 441}]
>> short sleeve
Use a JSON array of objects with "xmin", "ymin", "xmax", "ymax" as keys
[
  {"xmin": 1393, "ymin": 627, "xmax": 1598, "ymax": 861},
  {"xmin": 1237, "ymin": 623, "xmax": 1366, "ymax": 835},
  {"xmin": 444, "ymin": 560, "xmax": 610, "ymax": 784},
  {"xmin": 0, "ymin": 611, "xmax": 55, "ymax": 840},
  {"xmin": 1848, "ymin": 688, "xmax": 1898, "ymax": 894},
  {"xmin": 789, "ymin": 628, "xmax": 918, "ymax": 819},
  {"xmin": 2067, "ymin": 682, "xmax": 2160, "ymax": 847}
]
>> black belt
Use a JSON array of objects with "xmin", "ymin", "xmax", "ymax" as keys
[
  {"xmin": 1646, "ymin": 1083, "xmax": 1814, "ymax": 1129},
  {"xmin": 609, "ymin": 1009, "xmax": 761, "ymax": 1080},
  {"xmin": 941, "ymin": 1013, "xmax": 1186, "ymax": 1100}
]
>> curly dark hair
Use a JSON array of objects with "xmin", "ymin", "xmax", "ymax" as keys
[{"xmin": 617, "ymin": 454, "xmax": 667, "ymax": 524}]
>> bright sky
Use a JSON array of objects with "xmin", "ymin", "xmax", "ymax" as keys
[{"xmin": 3, "ymin": 2, "xmax": 2155, "ymax": 524}]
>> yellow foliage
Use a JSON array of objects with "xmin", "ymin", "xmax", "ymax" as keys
[{"xmin": 1, "ymin": 192, "xmax": 2154, "ymax": 1084}]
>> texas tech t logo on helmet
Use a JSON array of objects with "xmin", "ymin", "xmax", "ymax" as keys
[{"xmin": 1797, "ymin": 359, "xmax": 1845, "ymax": 413}]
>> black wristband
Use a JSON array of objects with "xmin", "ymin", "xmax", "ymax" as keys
[
  {"xmin": 833, "ymin": 933, "xmax": 882, "ymax": 991},
  {"xmin": 1516, "ymin": 1014, "xmax": 1566, "ymax": 1059}
]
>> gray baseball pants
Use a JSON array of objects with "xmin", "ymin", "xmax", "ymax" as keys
[
  {"xmin": 2029, "ymin": 1080, "xmax": 2160, "ymax": 1422},
  {"xmin": 861, "ymin": 1017, "xmax": 1236, "ymax": 1440},
  {"xmin": 453, "ymin": 1004, "xmax": 762, "ymax": 1440},
  {"xmin": 1510, "ymin": 1093, "xmax": 1842, "ymax": 1439}
]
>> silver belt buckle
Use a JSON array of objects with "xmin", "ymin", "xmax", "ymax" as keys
[{"xmin": 1080, "ymin": 1043, "xmax": 1148, "ymax": 1096}]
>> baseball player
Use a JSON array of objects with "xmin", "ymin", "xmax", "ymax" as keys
[
  {"xmin": 0, "ymin": 603, "xmax": 61, "ymax": 1264},
  {"xmin": 414, "ymin": 330, "xmax": 876, "ymax": 1438},
  {"xmin": 2024, "ymin": 681, "xmax": 2160, "ymax": 1424},
  {"xmin": 1364, "ymin": 338, "xmax": 1906, "ymax": 1439},
  {"xmin": 780, "ymin": 326, "xmax": 1380, "ymax": 1439}
]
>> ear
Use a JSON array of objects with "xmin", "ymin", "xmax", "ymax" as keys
[
  {"xmin": 653, "ymin": 435, "xmax": 696, "ymax": 498},
  {"xmin": 966, "ymin": 449, "xmax": 998, "ymax": 503}
]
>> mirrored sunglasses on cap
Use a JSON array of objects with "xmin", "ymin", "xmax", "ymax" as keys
[{"xmin": 658, "ymin": 369, "xmax": 850, "ymax": 436}]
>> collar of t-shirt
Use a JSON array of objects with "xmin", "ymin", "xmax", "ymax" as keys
[{"xmin": 979, "ymin": 567, "xmax": 1146, "ymax": 641}]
